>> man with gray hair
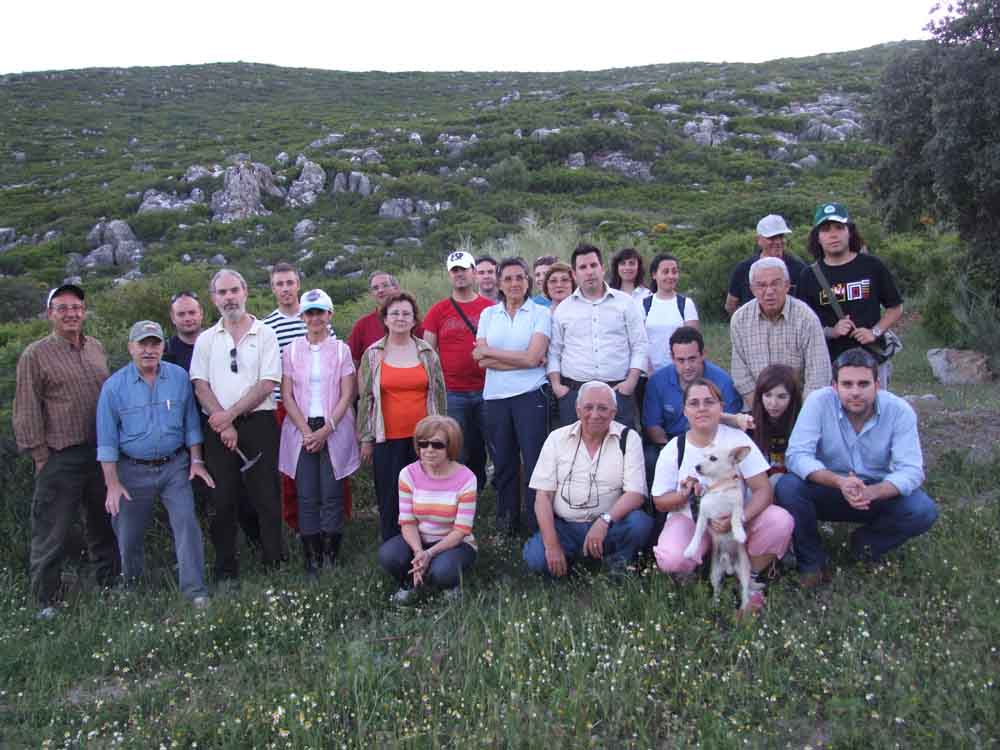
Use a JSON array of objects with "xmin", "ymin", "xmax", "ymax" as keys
[
  {"xmin": 523, "ymin": 380, "xmax": 652, "ymax": 577},
  {"xmin": 190, "ymin": 269, "xmax": 285, "ymax": 583},
  {"xmin": 725, "ymin": 214, "xmax": 807, "ymax": 315},
  {"xmin": 347, "ymin": 271, "xmax": 424, "ymax": 367},
  {"xmin": 730, "ymin": 257, "xmax": 831, "ymax": 406}
]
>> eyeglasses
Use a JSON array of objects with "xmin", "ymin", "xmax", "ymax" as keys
[
  {"xmin": 386, "ymin": 310, "xmax": 414, "ymax": 318},
  {"xmin": 370, "ymin": 282, "xmax": 394, "ymax": 292},
  {"xmin": 417, "ymin": 440, "xmax": 447, "ymax": 450},
  {"xmin": 558, "ymin": 435, "xmax": 608, "ymax": 510},
  {"xmin": 52, "ymin": 304, "xmax": 84, "ymax": 314},
  {"xmin": 229, "ymin": 347, "xmax": 238, "ymax": 373},
  {"xmin": 751, "ymin": 280, "xmax": 787, "ymax": 292},
  {"xmin": 171, "ymin": 291, "xmax": 199, "ymax": 303}
]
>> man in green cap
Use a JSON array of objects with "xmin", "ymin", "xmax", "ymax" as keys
[{"xmin": 797, "ymin": 203, "xmax": 904, "ymax": 387}]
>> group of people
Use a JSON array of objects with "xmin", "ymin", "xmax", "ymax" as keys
[{"xmin": 12, "ymin": 201, "xmax": 938, "ymax": 618}]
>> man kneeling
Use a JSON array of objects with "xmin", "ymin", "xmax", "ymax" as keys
[
  {"xmin": 776, "ymin": 348, "xmax": 938, "ymax": 588},
  {"xmin": 523, "ymin": 381, "xmax": 652, "ymax": 577}
]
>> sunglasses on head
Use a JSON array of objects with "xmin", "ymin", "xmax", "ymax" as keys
[
  {"xmin": 171, "ymin": 291, "xmax": 199, "ymax": 303},
  {"xmin": 417, "ymin": 440, "xmax": 447, "ymax": 450}
]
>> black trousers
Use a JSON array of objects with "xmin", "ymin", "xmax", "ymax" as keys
[
  {"xmin": 203, "ymin": 411, "xmax": 286, "ymax": 579},
  {"xmin": 29, "ymin": 444, "xmax": 119, "ymax": 605},
  {"xmin": 373, "ymin": 438, "xmax": 417, "ymax": 542}
]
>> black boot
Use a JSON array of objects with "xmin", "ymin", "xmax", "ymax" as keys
[
  {"xmin": 323, "ymin": 532, "xmax": 343, "ymax": 568},
  {"xmin": 301, "ymin": 534, "xmax": 320, "ymax": 580}
]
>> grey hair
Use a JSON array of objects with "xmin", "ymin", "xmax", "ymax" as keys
[
  {"xmin": 578, "ymin": 380, "xmax": 617, "ymax": 404},
  {"xmin": 368, "ymin": 270, "xmax": 399, "ymax": 287},
  {"xmin": 210, "ymin": 268, "xmax": 248, "ymax": 294},
  {"xmin": 748, "ymin": 256, "xmax": 789, "ymax": 285}
]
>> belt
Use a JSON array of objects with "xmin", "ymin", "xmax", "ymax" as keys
[
  {"xmin": 562, "ymin": 377, "xmax": 624, "ymax": 390},
  {"xmin": 122, "ymin": 446, "xmax": 185, "ymax": 466},
  {"xmin": 307, "ymin": 416, "xmax": 326, "ymax": 430}
]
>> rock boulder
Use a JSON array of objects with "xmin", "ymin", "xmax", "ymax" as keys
[{"xmin": 927, "ymin": 349, "xmax": 994, "ymax": 385}]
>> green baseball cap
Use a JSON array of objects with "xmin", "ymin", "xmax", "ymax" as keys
[{"xmin": 813, "ymin": 202, "xmax": 850, "ymax": 227}]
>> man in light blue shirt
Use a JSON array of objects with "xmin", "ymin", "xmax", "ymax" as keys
[
  {"xmin": 642, "ymin": 326, "xmax": 743, "ymax": 487},
  {"xmin": 776, "ymin": 348, "xmax": 938, "ymax": 588},
  {"xmin": 97, "ymin": 320, "xmax": 215, "ymax": 606}
]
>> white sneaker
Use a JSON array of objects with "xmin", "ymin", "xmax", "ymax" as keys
[
  {"xmin": 443, "ymin": 587, "xmax": 463, "ymax": 603},
  {"xmin": 192, "ymin": 596, "xmax": 210, "ymax": 610},
  {"xmin": 391, "ymin": 586, "xmax": 418, "ymax": 605},
  {"xmin": 36, "ymin": 606, "xmax": 58, "ymax": 621}
]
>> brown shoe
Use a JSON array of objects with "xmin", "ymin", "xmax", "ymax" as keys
[{"xmin": 798, "ymin": 566, "xmax": 832, "ymax": 590}]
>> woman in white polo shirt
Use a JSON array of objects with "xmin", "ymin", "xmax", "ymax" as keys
[{"xmin": 472, "ymin": 257, "xmax": 552, "ymax": 535}]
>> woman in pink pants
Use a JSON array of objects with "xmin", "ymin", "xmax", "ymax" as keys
[{"xmin": 649, "ymin": 378, "xmax": 793, "ymax": 614}]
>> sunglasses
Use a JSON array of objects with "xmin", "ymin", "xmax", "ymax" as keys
[
  {"xmin": 171, "ymin": 291, "xmax": 199, "ymax": 303},
  {"xmin": 229, "ymin": 347, "xmax": 238, "ymax": 373},
  {"xmin": 416, "ymin": 440, "xmax": 447, "ymax": 450}
]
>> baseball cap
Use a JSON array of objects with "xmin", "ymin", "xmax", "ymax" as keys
[
  {"xmin": 46, "ymin": 283, "xmax": 85, "ymax": 307},
  {"xmin": 300, "ymin": 288, "xmax": 333, "ymax": 313},
  {"xmin": 756, "ymin": 214, "xmax": 792, "ymax": 238},
  {"xmin": 446, "ymin": 250, "xmax": 476, "ymax": 270},
  {"xmin": 128, "ymin": 320, "xmax": 165, "ymax": 343},
  {"xmin": 813, "ymin": 202, "xmax": 850, "ymax": 227}
]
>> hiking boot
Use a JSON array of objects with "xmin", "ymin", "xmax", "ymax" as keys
[
  {"xmin": 36, "ymin": 606, "xmax": 59, "ymax": 621},
  {"xmin": 192, "ymin": 596, "xmax": 210, "ymax": 611},
  {"xmin": 301, "ymin": 534, "xmax": 321, "ymax": 580},
  {"xmin": 391, "ymin": 586, "xmax": 419, "ymax": 605},
  {"xmin": 323, "ymin": 532, "xmax": 343, "ymax": 569},
  {"xmin": 443, "ymin": 587, "xmax": 463, "ymax": 603}
]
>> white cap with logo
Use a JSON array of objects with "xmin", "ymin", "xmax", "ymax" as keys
[{"xmin": 756, "ymin": 214, "xmax": 792, "ymax": 238}]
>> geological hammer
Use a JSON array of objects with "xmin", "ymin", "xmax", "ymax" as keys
[{"xmin": 234, "ymin": 445, "xmax": 263, "ymax": 473}]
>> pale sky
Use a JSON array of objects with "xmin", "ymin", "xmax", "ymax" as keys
[{"xmin": 3, "ymin": 0, "xmax": 935, "ymax": 75}]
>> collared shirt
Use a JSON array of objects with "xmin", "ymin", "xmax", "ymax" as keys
[
  {"xmin": 548, "ymin": 284, "xmax": 648, "ymax": 382},
  {"xmin": 476, "ymin": 298, "xmax": 551, "ymax": 400},
  {"xmin": 529, "ymin": 420, "xmax": 646, "ymax": 523},
  {"xmin": 786, "ymin": 386, "xmax": 925, "ymax": 496},
  {"xmin": 730, "ymin": 296, "xmax": 831, "ymax": 404},
  {"xmin": 263, "ymin": 308, "xmax": 307, "ymax": 402},
  {"xmin": 642, "ymin": 360, "xmax": 743, "ymax": 436},
  {"xmin": 189, "ymin": 316, "xmax": 281, "ymax": 412},
  {"xmin": 96, "ymin": 362, "xmax": 203, "ymax": 462},
  {"xmin": 13, "ymin": 333, "xmax": 109, "ymax": 462}
]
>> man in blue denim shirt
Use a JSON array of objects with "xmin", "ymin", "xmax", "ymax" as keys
[
  {"xmin": 97, "ymin": 320, "xmax": 215, "ymax": 606},
  {"xmin": 776, "ymin": 348, "xmax": 938, "ymax": 588}
]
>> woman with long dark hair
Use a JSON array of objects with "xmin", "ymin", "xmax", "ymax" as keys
[
  {"xmin": 749, "ymin": 364, "xmax": 803, "ymax": 485},
  {"xmin": 609, "ymin": 247, "xmax": 651, "ymax": 301}
]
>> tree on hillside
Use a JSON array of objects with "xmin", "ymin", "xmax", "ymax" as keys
[{"xmin": 870, "ymin": 1, "xmax": 1000, "ymax": 289}]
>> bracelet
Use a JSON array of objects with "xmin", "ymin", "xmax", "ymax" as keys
[{"xmin": 192, "ymin": 459, "xmax": 205, "ymax": 465}]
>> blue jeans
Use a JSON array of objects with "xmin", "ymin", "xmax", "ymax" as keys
[
  {"xmin": 295, "ymin": 446, "xmax": 345, "ymax": 536},
  {"xmin": 484, "ymin": 388, "xmax": 548, "ymax": 533},
  {"xmin": 523, "ymin": 510, "xmax": 653, "ymax": 575},
  {"xmin": 377, "ymin": 534, "xmax": 477, "ymax": 589},
  {"xmin": 447, "ymin": 390, "xmax": 487, "ymax": 489},
  {"xmin": 774, "ymin": 473, "xmax": 939, "ymax": 572},
  {"xmin": 114, "ymin": 452, "xmax": 208, "ymax": 599},
  {"xmin": 557, "ymin": 383, "xmax": 637, "ymax": 430}
]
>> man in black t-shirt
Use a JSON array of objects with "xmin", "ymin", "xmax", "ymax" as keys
[
  {"xmin": 725, "ymin": 214, "xmax": 807, "ymax": 315},
  {"xmin": 163, "ymin": 291, "xmax": 203, "ymax": 371},
  {"xmin": 797, "ymin": 203, "xmax": 903, "ymax": 385}
]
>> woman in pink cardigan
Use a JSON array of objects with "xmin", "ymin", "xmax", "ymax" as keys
[{"xmin": 279, "ymin": 289, "xmax": 360, "ymax": 577}]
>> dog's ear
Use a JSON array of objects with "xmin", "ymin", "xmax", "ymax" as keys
[{"xmin": 730, "ymin": 445, "xmax": 751, "ymax": 464}]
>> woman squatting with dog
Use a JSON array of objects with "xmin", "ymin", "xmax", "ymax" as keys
[{"xmin": 648, "ymin": 378, "xmax": 794, "ymax": 615}]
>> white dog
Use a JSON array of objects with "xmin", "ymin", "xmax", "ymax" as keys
[{"xmin": 682, "ymin": 444, "xmax": 758, "ymax": 610}]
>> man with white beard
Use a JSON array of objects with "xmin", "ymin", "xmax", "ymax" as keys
[{"xmin": 190, "ymin": 269, "xmax": 286, "ymax": 585}]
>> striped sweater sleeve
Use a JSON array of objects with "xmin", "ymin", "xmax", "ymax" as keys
[
  {"xmin": 398, "ymin": 465, "xmax": 416, "ymax": 525},
  {"xmin": 452, "ymin": 471, "xmax": 477, "ymax": 533}
]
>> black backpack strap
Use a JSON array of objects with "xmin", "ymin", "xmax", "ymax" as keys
[
  {"xmin": 642, "ymin": 295, "xmax": 653, "ymax": 318},
  {"xmin": 449, "ymin": 297, "xmax": 478, "ymax": 335},
  {"xmin": 619, "ymin": 426, "xmax": 632, "ymax": 455},
  {"xmin": 677, "ymin": 293, "xmax": 687, "ymax": 319},
  {"xmin": 676, "ymin": 431, "xmax": 686, "ymax": 467}
]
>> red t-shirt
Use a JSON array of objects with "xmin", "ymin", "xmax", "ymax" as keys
[
  {"xmin": 347, "ymin": 309, "xmax": 425, "ymax": 363},
  {"xmin": 422, "ymin": 295, "xmax": 493, "ymax": 391}
]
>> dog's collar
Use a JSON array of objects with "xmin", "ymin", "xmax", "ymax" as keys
[{"xmin": 705, "ymin": 475, "xmax": 740, "ymax": 493}]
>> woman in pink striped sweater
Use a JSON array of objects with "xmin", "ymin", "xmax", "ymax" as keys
[{"xmin": 377, "ymin": 415, "xmax": 477, "ymax": 604}]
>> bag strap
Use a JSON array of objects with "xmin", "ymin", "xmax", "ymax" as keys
[
  {"xmin": 619, "ymin": 426, "xmax": 631, "ymax": 456},
  {"xmin": 809, "ymin": 262, "xmax": 848, "ymax": 320},
  {"xmin": 642, "ymin": 295, "xmax": 653, "ymax": 317},
  {"xmin": 644, "ymin": 293, "xmax": 687, "ymax": 320},
  {"xmin": 677, "ymin": 293, "xmax": 687, "ymax": 319},
  {"xmin": 449, "ymin": 297, "xmax": 478, "ymax": 335}
]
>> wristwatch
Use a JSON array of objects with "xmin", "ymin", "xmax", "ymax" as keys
[
  {"xmin": 600, "ymin": 512, "xmax": 614, "ymax": 527},
  {"xmin": 871, "ymin": 325, "xmax": 883, "ymax": 338}
]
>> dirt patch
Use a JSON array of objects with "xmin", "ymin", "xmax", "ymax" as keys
[{"xmin": 909, "ymin": 399, "xmax": 1000, "ymax": 467}]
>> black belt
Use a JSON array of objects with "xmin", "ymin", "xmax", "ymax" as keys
[
  {"xmin": 307, "ymin": 416, "xmax": 326, "ymax": 430},
  {"xmin": 561, "ymin": 377, "xmax": 624, "ymax": 390},
  {"xmin": 122, "ymin": 446, "xmax": 185, "ymax": 466}
]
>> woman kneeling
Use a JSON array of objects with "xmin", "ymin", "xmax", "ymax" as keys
[
  {"xmin": 650, "ymin": 378, "xmax": 793, "ymax": 614},
  {"xmin": 378, "ymin": 415, "xmax": 477, "ymax": 604}
]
